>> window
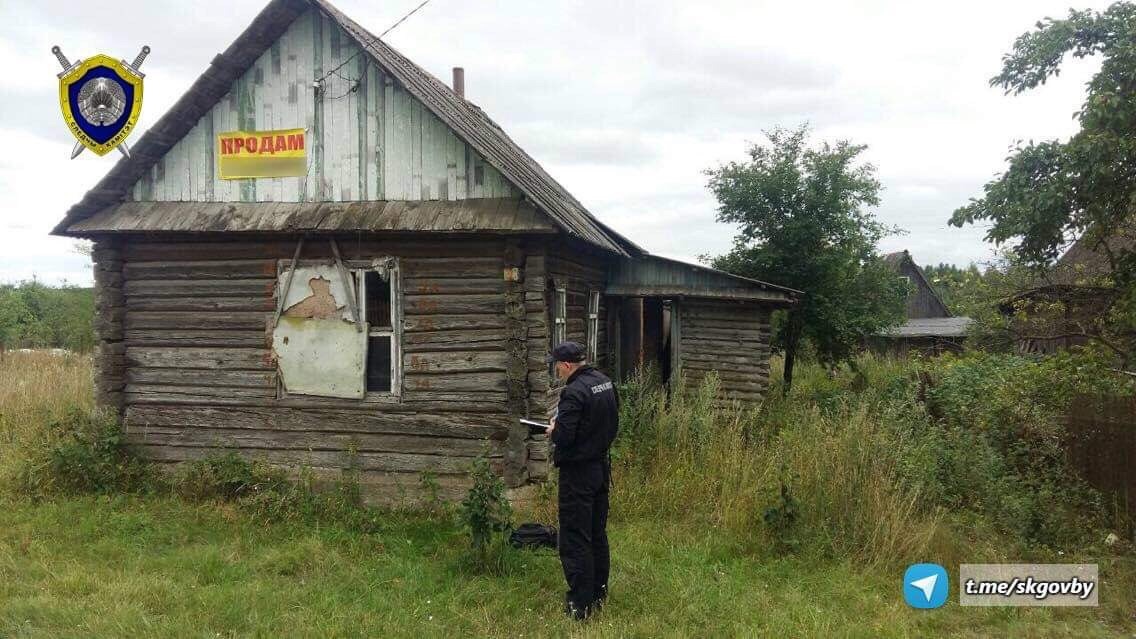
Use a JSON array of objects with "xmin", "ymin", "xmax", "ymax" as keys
[
  {"xmin": 552, "ymin": 283, "xmax": 567, "ymax": 346},
  {"xmin": 586, "ymin": 290, "xmax": 600, "ymax": 362},
  {"xmin": 357, "ymin": 258, "xmax": 400, "ymax": 395},
  {"xmin": 273, "ymin": 257, "xmax": 401, "ymax": 400},
  {"xmin": 548, "ymin": 280, "xmax": 567, "ymax": 384}
]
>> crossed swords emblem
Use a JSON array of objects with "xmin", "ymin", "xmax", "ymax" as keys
[{"xmin": 52, "ymin": 44, "xmax": 149, "ymax": 159}]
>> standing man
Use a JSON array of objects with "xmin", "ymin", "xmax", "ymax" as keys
[{"xmin": 546, "ymin": 341, "xmax": 619, "ymax": 620}]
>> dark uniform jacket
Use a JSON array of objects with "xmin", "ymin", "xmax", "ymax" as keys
[{"xmin": 551, "ymin": 366, "xmax": 619, "ymax": 467}]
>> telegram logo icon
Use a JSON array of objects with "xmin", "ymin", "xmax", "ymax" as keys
[{"xmin": 904, "ymin": 563, "xmax": 949, "ymax": 609}]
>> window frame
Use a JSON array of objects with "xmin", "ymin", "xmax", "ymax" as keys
[
  {"xmin": 355, "ymin": 257, "xmax": 402, "ymax": 399},
  {"xmin": 586, "ymin": 289, "xmax": 600, "ymax": 362},
  {"xmin": 274, "ymin": 257, "xmax": 402, "ymax": 403},
  {"xmin": 552, "ymin": 283, "xmax": 567, "ymax": 346}
]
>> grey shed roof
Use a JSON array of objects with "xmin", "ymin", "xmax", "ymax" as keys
[
  {"xmin": 51, "ymin": 0, "xmax": 641, "ymax": 257},
  {"xmin": 606, "ymin": 254, "xmax": 800, "ymax": 304},
  {"xmin": 879, "ymin": 317, "xmax": 974, "ymax": 338}
]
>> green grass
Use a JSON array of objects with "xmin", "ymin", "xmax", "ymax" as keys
[
  {"xmin": 1, "ymin": 351, "xmax": 1134, "ymax": 637},
  {"xmin": 0, "ymin": 495, "xmax": 1132, "ymax": 638}
]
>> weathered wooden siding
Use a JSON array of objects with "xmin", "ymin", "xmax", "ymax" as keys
[
  {"xmin": 129, "ymin": 6, "xmax": 518, "ymax": 204},
  {"xmin": 896, "ymin": 260, "xmax": 949, "ymax": 319},
  {"xmin": 548, "ymin": 247, "xmax": 612, "ymax": 374},
  {"xmin": 99, "ymin": 237, "xmax": 546, "ymax": 502},
  {"xmin": 677, "ymin": 299, "xmax": 772, "ymax": 403}
]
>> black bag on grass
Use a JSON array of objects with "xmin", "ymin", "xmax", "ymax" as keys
[{"xmin": 509, "ymin": 523, "xmax": 558, "ymax": 550}]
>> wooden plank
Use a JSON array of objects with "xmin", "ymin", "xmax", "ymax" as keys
[
  {"xmin": 403, "ymin": 314, "xmax": 505, "ymax": 333},
  {"xmin": 126, "ymin": 384, "xmax": 277, "ymax": 402},
  {"xmin": 128, "ymin": 368, "xmax": 275, "ymax": 388},
  {"xmin": 401, "ymin": 257, "xmax": 501, "ymax": 278},
  {"xmin": 126, "ymin": 296, "xmax": 275, "ymax": 312},
  {"xmin": 124, "ymin": 329, "xmax": 267, "ymax": 348},
  {"xmin": 126, "ymin": 405, "xmax": 507, "ymax": 439},
  {"xmin": 404, "ymin": 350, "xmax": 507, "ymax": 374},
  {"xmin": 126, "ymin": 347, "xmax": 273, "ymax": 370},
  {"xmin": 403, "ymin": 277, "xmax": 505, "ymax": 295},
  {"xmin": 403, "ymin": 294, "xmax": 502, "ymax": 316},
  {"xmin": 403, "ymin": 328, "xmax": 506, "ymax": 352},
  {"xmin": 127, "ymin": 425, "xmax": 500, "ymax": 457},
  {"xmin": 404, "ymin": 371, "xmax": 507, "ymax": 392},
  {"xmin": 125, "ymin": 260, "xmax": 276, "ymax": 280},
  {"xmin": 132, "ymin": 444, "xmax": 503, "ymax": 475},
  {"xmin": 125, "ymin": 279, "xmax": 275, "ymax": 298},
  {"xmin": 126, "ymin": 311, "xmax": 268, "ymax": 331}
]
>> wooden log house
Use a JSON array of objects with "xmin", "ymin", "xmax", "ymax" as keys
[{"xmin": 53, "ymin": 0, "xmax": 798, "ymax": 501}]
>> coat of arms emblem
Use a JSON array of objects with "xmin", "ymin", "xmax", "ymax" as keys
[{"xmin": 53, "ymin": 45, "xmax": 149, "ymax": 158}]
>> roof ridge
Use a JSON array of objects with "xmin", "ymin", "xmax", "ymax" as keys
[{"xmin": 52, "ymin": 0, "xmax": 641, "ymax": 257}]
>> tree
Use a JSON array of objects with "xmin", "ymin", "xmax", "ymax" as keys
[
  {"xmin": 950, "ymin": 3, "xmax": 1136, "ymax": 363},
  {"xmin": 0, "ymin": 287, "xmax": 32, "ymax": 358},
  {"xmin": 706, "ymin": 126, "xmax": 907, "ymax": 391}
]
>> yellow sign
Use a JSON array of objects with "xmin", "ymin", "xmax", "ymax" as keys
[{"xmin": 217, "ymin": 128, "xmax": 307, "ymax": 179}]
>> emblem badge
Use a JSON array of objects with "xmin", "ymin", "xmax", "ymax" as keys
[{"xmin": 52, "ymin": 45, "xmax": 149, "ymax": 158}]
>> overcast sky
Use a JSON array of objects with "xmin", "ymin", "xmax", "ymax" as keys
[{"xmin": 0, "ymin": 0, "xmax": 1111, "ymax": 285}]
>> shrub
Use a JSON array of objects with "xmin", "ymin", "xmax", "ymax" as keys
[
  {"xmin": 762, "ymin": 466, "xmax": 801, "ymax": 553},
  {"xmin": 17, "ymin": 407, "xmax": 154, "ymax": 496},
  {"xmin": 459, "ymin": 454, "xmax": 513, "ymax": 564},
  {"xmin": 173, "ymin": 451, "xmax": 382, "ymax": 533}
]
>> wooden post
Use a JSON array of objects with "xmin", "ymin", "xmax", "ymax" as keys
[{"xmin": 92, "ymin": 239, "xmax": 126, "ymax": 419}]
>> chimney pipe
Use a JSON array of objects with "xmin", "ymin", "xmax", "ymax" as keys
[{"xmin": 452, "ymin": 67, "xmax": 465, "ymax": 98}]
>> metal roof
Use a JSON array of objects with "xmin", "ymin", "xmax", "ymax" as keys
[
  {"xmin": 66, "ymin": 198, "xmax": 556, "ymax": 236},
  {"xmin": 606, "ymin": 254, "xmax": 800, "ymax": 304},
  {"xmin": 51, "ymin": 0, "xmax": 641, "ymax": 257}
]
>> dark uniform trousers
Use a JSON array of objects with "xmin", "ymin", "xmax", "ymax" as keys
[{"xmin": 558, "ymin": 458, "xmax": 610, "ymax": 608}]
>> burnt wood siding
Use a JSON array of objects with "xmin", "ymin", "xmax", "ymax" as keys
[
  {"xmin": 103, "ymin": 237, "xmax": 531, "ymax": 502},
  {"xmin": 678, "ymin": 299, "xmax": 772, "ymax": 403}
]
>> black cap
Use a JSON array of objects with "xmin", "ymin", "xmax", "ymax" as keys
[{"xmin": 547, "ymin": 341, "xmax": 586, "ymax": 364}]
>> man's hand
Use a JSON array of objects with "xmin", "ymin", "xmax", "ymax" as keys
[{"xmin": 547, "ymin": 417, "xmax": 556, "ymax": 435}]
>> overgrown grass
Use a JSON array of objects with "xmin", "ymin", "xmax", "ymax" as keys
[
  {"xmin": 0, "ymin": 351, "xmax": 94, "ymax": 490},
  {"xmin": 0, "ymin": 349, "xmax": 1134, "ymax": 637}
]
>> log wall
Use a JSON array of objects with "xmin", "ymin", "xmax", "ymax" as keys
[
  {"xmin": 93, "ymin": 236, "xmax": 555, "ymax": 502},
  {"xmin": 677, "ymin": 299, "xmax": 773, "ymax": 403},
  {"xmin": 92, "ymin": 239, "xmax": 126, "ymax": 418},
  {"xmin": 525, "ymin": 242, "xmax": 615, "ymax": 476}
]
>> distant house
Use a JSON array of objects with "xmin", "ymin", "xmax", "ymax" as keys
[
  {"xmin": 1001, "ymin": 227, "xmax": 1134, "ymax": 356},
  {"xmin": 869, "ymin": 250, "xmax": 972, "ymax": 355}
]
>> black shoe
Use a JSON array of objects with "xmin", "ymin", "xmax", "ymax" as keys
[
  {"xmin": 564, "ymin": 595, "xmax": 591, "ymax": 621},
  {"xmin": 592, "ymin": 584, "xmax": 608, "ymax": 612}
]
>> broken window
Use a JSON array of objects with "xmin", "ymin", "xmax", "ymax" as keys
[
  {"xmin": 358, "ymin": 259, "xmax": 399, "ymax": 394},
  {"xmin": 586, "ymin": 290, "xmax": 600, "ymax": 362},
  {"xmin": 273, "ymin": 257, "xmax": 401, "ymax": 400}
]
